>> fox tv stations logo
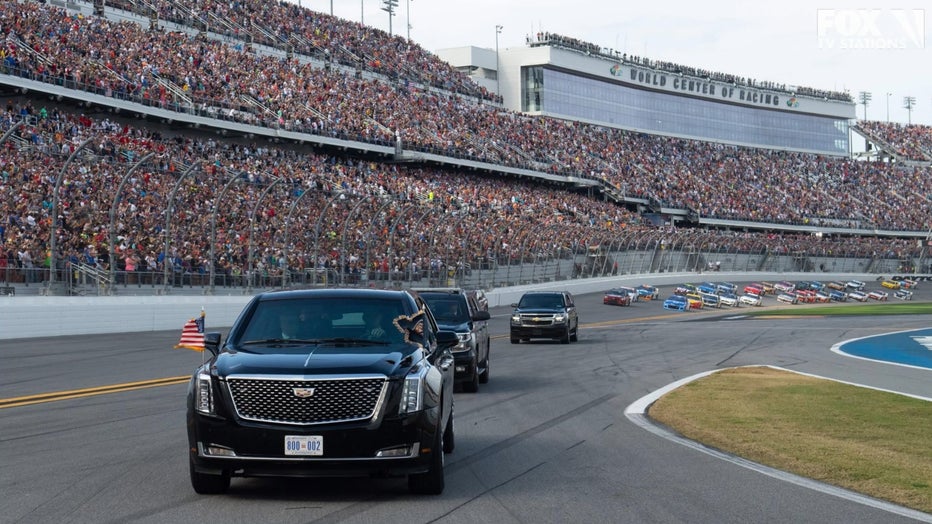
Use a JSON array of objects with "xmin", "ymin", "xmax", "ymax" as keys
[{"xmin": 817, "ymin": 9, "xmax": 925, "ymax": 49}]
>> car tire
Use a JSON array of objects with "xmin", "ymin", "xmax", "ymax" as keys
[
  {"xmin": 478, "ymin": 344, "xmax": 490, "ymax": 384},
  {"xmin": 560, "ymin": 327, "xmax": 570, "ymax": 344},
  {"xmin": 408, "ymin": 421, "xmax": 445, "ymax": 495},
  {"xmin": 442, "ymin": 408, "xmax": 455, "ymax": 454},
  {"xmin": 510, "ymin": 335, "xmax": 519, "ymax": 344},
  {"xmin": 570, "ymin": 323, "xmax": 578, "ymax": 342},
  {"xmin": 462, "ymin": 359, "xmax": 479, "ymax": 393},
  {"xmin": 189, "ymin": 458, "xmax": 230, "ymax": 495}
]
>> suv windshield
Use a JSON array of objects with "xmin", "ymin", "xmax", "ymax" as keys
[
  {"xmin": 518, "ymin": 294, "xmax": 564, "ymax": 309},
  {"xmin": 420, "ymin": 296, "xmax": 469, "ymax": 323},
  {"xmin": 237, "ymin": 297, "xmax": 410, "ymax": 347}
]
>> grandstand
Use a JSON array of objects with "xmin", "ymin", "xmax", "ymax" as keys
[{"xmin": 1, "ymin": 0, "xmax": 932, "ymax": 296}]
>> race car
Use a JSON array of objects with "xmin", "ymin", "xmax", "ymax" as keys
[
  {"xmin": 603, "ymin": 288, "xmax": 632, "ymax": 306},
  {"xmin": 846, "ymin": 280, "xmax": 866, "ymax": 291},
  {"xmin": 880, "ymin": 280, "xmax": 901, "ymax": 290},
  {"xmin": 636, "ymin": 285, "xmax": 660, "ymax": 300},
  {"xmin": 894, "ymin": 289, "xmax": 914, "ymax": 300},
  {"xmin": 776, "ymin": 292, "xmax": 799, "ymax": 304},
  {"xmin": 743, "ymin": 283, "xmax": 764, "ymax": 296},
  {"xmin": 848, "ymin": 290, "xmax": 869, "ymax": 302},
  {"xmin": 663, "ymin": 294, "xmax": 689, "ymax": 311},
  {"xmin": 773, "ymin": 281, "xmax": 796, "ymax": 293},
  {"xmin": 684, "ymin": 293, "xmax": 704, "ymax": 310},
  {"xmin": 739, "ymin": 293, "xmax": 763, "ymax": 306},
  {"xmin": 795, "ymin": 289, "xmax": 817, "ymax": 303},
  {"xmin": 867, "ymin": 290, "xmax": 888, "ymax": 301},
  {"xmin": 716, "ymin": 282, "xmax": 738, "ymax": 295},
  {"xmin": 899, "ymin": 279, "xmax": 919, "ymax": 289},
  {"xmin": 718, "ymin": 293, "xmax": 739, "ymax": 307},
  {"xmin": 828, "ymin": 289, "xmax": 848, "ymax": 302},
  {"xmin": 826, "ymin": 281, "xmax": 846, "ymax": 291},
  {"xmin": 699, "ymin": 292, "xmax": 721, "ymax": 308}
]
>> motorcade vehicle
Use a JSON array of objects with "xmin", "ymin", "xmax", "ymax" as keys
[
  {"xmin": 510, "ymin": 291, "xmax": 579, "ymax": 344},
  {"xmin": 413, "ymin": 287, "xmax": 492, "ymax": 392},
  {"xmin": 663, "ymin": 294, "xmax": 689, "ymax": 311},
  {"xmin": 186, "ymin": 288, "xmax": 456, "ymax": 495},
  {"xmin": 603, "ymin": 288, "xmax": 633, "ymax": 306}
]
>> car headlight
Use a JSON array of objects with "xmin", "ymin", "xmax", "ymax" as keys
[
  {"xmin": 400, "ymin": 366, "xmax": 428, "ymax": 414},
  {"xmin": 511, "ymin": 314, "xmax": 520, "ymax": 323},
  {"xmin": 453, "ymin": 332, "xmax": 473, "ymax": 351},
  {"xmin": 195, "ymin": 372, "xmax": 216, "ymax": 416},
  {"xmin": 552, "ymin": 314, "xmax": 566, "ymax": 323}
]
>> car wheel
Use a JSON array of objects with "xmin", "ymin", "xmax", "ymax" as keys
[
  {"xmin": 570, "ymin": 322, "xmax": 578, "ymax": 342},
  {"xmin": 462, "ymin": 359, "xmax": 479, "ymax": 393},
  {"xmin": 408, "ymin": 421, "xmax": 445, "ymax": 494},
  {"xmin": 478, "ymin": 344, "xmax": 490, "ymax": 384},
  {"xmin": 189, "ymin": 457, "xmax": 230, "ymax": 495},
  {"xmin": 560, "ymin": 327, "xmax": 570, "ymax": 344},
  {"xmin": 442, "ymin": 408, "xmax": 455, "ymax": 454},
  {"xmin": 510, "ymin": 332, "xmax": 519, "ymax": 344}
]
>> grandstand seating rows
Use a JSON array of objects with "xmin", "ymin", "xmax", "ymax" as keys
[{"xmin": 1, "ymin": 0, "xmax": 932, "ymax": 286}]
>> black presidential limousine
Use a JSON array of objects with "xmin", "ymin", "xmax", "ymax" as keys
[{"xmin": 186, "ymin": 288, "xmax": 457, "ymax": 495}]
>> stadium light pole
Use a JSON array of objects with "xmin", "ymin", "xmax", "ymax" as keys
[
  {"xmin": 857, "ymin": 91, "xmax": 871, "ymax": 121},
  {"xmin": 903, "ymin": 96, "xmax": 916, "ymax": 124},
  {"xmin": 886, "ymin": 92, "xmax": 891, "ymax": 122},
  {"xmin": 406, "ymin": 0, "xmax": 412, "ymax": 40},
  {"xmin": 381, "ymin": 0, "xmax": 398, "ymax": 36},
  {"xmin": 495, "ymin": 24, "xmax": 503, "ymax": 97}
]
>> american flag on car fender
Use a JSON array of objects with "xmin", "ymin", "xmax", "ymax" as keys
[{"xmin": 174, "ymin": 310, "xmax": 205, "ymax": 351}]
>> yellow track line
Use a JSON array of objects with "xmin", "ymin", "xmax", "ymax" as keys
[{"xmin": 0, "ymin": 376, "xmax": 190, "ymax": 409}]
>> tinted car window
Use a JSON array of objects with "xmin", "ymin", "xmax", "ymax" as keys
[
  {"xmin": 518, "ymin": 293, "xmax": 564, "ymax": 309},
  {"xmin": 421, "ymin": 296, "xmax": 469, "ymax": 323}
]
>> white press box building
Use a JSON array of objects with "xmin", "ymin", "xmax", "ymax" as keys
[{"xmin": 436, "ymin": 34, "xmax": 857, "ymax": 156}]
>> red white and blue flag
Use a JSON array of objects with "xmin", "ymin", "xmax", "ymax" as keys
[{"xmin": 175, "ymin": 310, "xmax": 205, "ymax": 351}]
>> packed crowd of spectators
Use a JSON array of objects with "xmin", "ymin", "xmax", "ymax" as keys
[
  {"xmin": 0, "ymin": 101, "xmax": 926, "ymax": 289},
  {"xmin": 2, "ymin": 1, "xmax": 931, "ymax": 288},
  {"xmin": 856, "ymin": 121, "xmax": 932, "ymax": 162},
  {"xmin": 100, "ymin": 0, "xmax": 500, "ymax": 103}
]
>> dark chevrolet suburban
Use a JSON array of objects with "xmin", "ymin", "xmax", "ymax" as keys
[
  {"xmin": 509, "ymin": 290, "xmax": 579, "ymax": 344},
  {"xmin": 186, "ymin": 288, "xmax": 456, "ymax": 495},
  {"xmin": 413, "ymin": 287, "xmax": 491, "ymax": 393}
]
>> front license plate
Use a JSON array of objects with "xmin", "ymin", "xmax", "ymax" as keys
[{"xmin": 285, "ymin": 435, "xmax": 323, "ymax": 456}]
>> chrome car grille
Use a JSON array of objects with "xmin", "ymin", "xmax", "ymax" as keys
[
  {"xmin": 226, "ymin": 376, "xmax": 387, "ymax": 425},
  {"xmin": 517, "ymin": 314, "xmax": 557, "ymax": 326}
]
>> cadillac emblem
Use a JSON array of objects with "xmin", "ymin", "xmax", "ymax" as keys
[{"xmin": 292, "ymin": 387, "xmax": 315, "ymax": 398}]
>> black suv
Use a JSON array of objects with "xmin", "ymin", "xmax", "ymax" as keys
[
  {"xmin": 510, "ymin": 290, "xmax": 579, "ymax": 344},
  {"xmin": 413, "ymin": 287, "xmax": 491, "ymax": 392},
  {"xmin": 187, "ymin": 288, "xmax": 456, "ymax": 495}
]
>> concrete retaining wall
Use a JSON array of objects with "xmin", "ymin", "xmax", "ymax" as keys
[{"xmin": 0, "ymin": 272, "xmax": 879, "ymax": 340}]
